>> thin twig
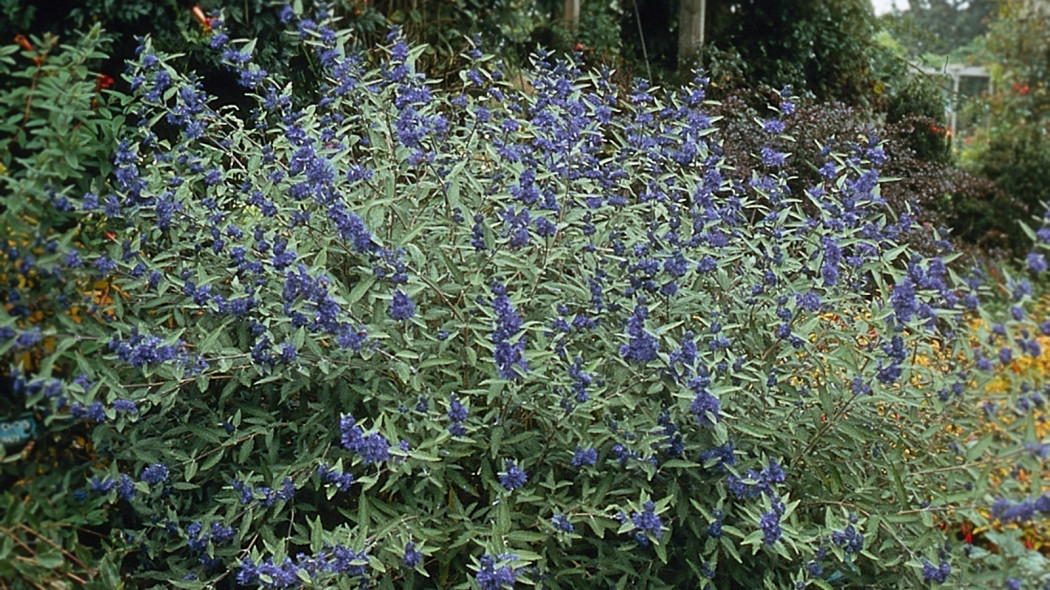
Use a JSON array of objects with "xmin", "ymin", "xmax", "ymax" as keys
[
  {"xmin": 632, "ymin": 0, "xmax": 652, "ymax": 81},
  {"xmin": 19, "ymin": 523, "xmax": 92, "ymax": 573}
]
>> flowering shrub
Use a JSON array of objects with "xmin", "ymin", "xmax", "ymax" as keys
[
  {"xmin": 3, "ymin": 6, "xmax": 1050, "ymax": 589},
  {"xmin": 961, "ymin": 293, "xmax": 1050, "ymax": 554},
  {"xmin": 0, "ymin": 25, "xmax": 124, "ymax": 588}
]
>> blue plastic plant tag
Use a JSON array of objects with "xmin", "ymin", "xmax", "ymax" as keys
[{"xmin": 0, "ymin": 414, "xmax": 36, "ymax": 448}]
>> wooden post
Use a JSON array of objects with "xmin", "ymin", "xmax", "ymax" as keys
[
  {"xmin": 564, "ymin": 0, "xmax": 581, "ymax": 31},
  {"xmin": 678, "ymin": 0, "xmax": 705, "ymax": 68}
]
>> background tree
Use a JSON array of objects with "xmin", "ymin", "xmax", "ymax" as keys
[
  {"xmin": 623, "ymin": 0, "xmax": 887, "ymax": 104},
  {"xmin": 882, "ymin": 0, "xmax": 996, "ymax": 57},
  {"xmin": 953, "ymin": 0, "xmax": 1050, "ymax": 255}
]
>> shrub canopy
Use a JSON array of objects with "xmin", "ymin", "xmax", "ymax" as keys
[{"xmin": 2, "ymin": 7, "xmax": 1050, "ymax": 590}]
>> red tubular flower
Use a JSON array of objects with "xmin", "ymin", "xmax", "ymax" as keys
[
  {"xmin": 14, "ymin": 34, "xmax": 33, "ymax": 52},
  {"xmin": 95, "ymin": 73, "xmax": 114, "ymax": 92},
  {"xmin": 192, "ymin": 6, "xmax": 213, "ymax": 33}
]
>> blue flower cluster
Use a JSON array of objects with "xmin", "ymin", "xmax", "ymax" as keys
[
  {"xmin": 630, "ymin": 500, "xmax": 663, "ymax": 546},
  {"xmin": 71, "ymin": 400, "xmax": 106, "ymax": 423},
  {"xmin": 89, "ymin": 475, "xmax": 115, "ymax": 495},
  {"xmin": 499, "ymin": 458, "xmax": 528, "ymax": 490},
  {"xmin": 759, "ymin": 503, "xmax": 783, "ymax": 545},
  {"xmin": 237, "ymin": 543, "xmax": 369, "ymax": 589},
  {"xmin": 402, "ymin": 541, "xmax": 423, "ymax": 568},
  {"xmin": 567, "ymin": 356, "xmax": 592, "ymax": 404},
  {"xmin": 108, "ymin": 328, "xmax": 183, "ymax": 369},
  {"xmin": 921, "ymin": 558, "xmax": 951, "ymax": 583},
  {"xmin": 210, "ymin": 15, "xmax": 269, "ymax": 89},
  {"xmin": 231, "ymin": 477, "xmax": 296, "ymax": 507},
  {"xmin": 339, "ymin": 415, "xmax": 390, "ymax": 464},
  {"xmin": 448, "ymin": 393, "xmax": 468, "ymax": 437},
  {"xmin": 700, "ymin": 442, "xmax": 736, "ymax": 471},
  {"xmin": 727, "ymin": 459, "xmax": 786, "ymax": 500},
  {"xmin": 140, "ymin": 463, "xmax": 169, "ymax": 485},
  {"xmin": 476, "ymin": 553, "xmax": 519, "ymax": 590},
  {"xmin": 186, "ymin": 520, "xmax": 235, "ymax": 569},
  {"xmin": 688, "ymin": 374, "xmax": 721, "ymax": 426},
  {"xmin": 619, "ymin": 302, "xmax": 659, "ymax": 365},
  {"xmin": 990, "ymin": 494, "xmax": 1050, "ymax": 524},
  {"xmin": 316, "ymin": 463, "xmax": 354, "ymax": 492},
  {"xmin": 388, "ymin": 289, "xmax": 416, "ymax": 321},
  {"xmin": 571, "ymin": 446, "xmax": 598, "ymax": 468},
  {"xmin": 707, "ymin": 509, "xmax": 724, "ymax": 538},
  {"xmin": 282, "ymin": 264, "xmax": 368, "ymax": 352},
  {"xmin": 117, "ymin": 474, "xmax": 135, "ymax": 501},
  {"xmin": 721, "ymin": 459, "xmax": 789, "ymax": 545},
  {"xmin": 551, "ymin": 513, "xmax": 574, "ymax": 533},
  {"xmin": 830, "ymin": 522, "xmax": 864, "ymax": 554},
  {"xmin": 490, "ymin": 283, "xmax": 528, "ymax": 380}
]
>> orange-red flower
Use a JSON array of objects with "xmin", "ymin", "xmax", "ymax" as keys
[
  {"xmin": 192, "ymin": 6, "xmax": 213, "ymax": 33},
  {"xmin": 95, "ymin": 73, "xmax": 114, "ymax": 92},
  {"xmin": 14, "ymin": 34, "xmax": 33, "ymax": 52}
]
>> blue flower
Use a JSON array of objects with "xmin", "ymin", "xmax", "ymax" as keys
[
  {"xmin": 64, "ymin": 249, "xmax": 83, "ymax": 268},
  {"xmin": 760, "ymin": 146, "xmax": 786, "ymax": 167},
  {"xmin": 620, "ymin": 303, "xmax": 659, "ymax": 364},
  {"xmin": 13, "ymin": 327, "xmax": 42, "ymax": 350},
  {"xmin": 689, "ymin": 380, "xmax": 721, "ymax": 426},
  {"xmin": 232, "ymin": 479, "xmax": 255, "ymax": 504},
  {"xmin": 317, "ymin": 463, "xmax": 354, "ymax": 492},
  {"xmin": 476, "ymin": 554, "xmax": 518, "ymax": 590},
  {"xmin": 388, "ymin": 289, "xmax": 416, "ymax": 321},
  {"xmin": 1027, "ymin": 252, "xmax": 1047, "ymax": 273},
  {"xmin": 831, "ymin": 524, "xmax": 864, "ymax": 554},
  {"xmin": 95, "ymin": 256, "xmax": 117, "ymax": 276},
  {"xmin": 210, "ymin": 521, "xmax": 234, "ymax": 545},
  {"xmin": 700, "ymin": 443, "xmax": 736, "ymax": 471},
  {"xmin": 760, "ymin": 510, "xmax": 781, "ymax": 545},
  {"xmin": 117, "ymin": 474, "xmax": 136, "ymax": 500},
  {"xmin": 921, "ymin": 558, "xmax": 950, "ymax": 583},
  {"xmin": 340, "ymin": 414, "xmax": 390, "ymax": 464},
  {"xmin": 491, "ymin": 283, "xmax": 528, "ymax": 379},
  {"xmin": 447, "ymin": 393, "xmax": 469, "ymax": 436},
  {"xmin": 551, "ymin": 514, "xmax": 574, "ymax": 533},
  {"xmin": 447, "ymin": 393, "xmax": 469, "ymax": 423},
  {"xmin": 630, "ymin": 501, "xmax": 663, "ymax": 545},
  {"xmin": 501, "ymin": 206, "xmax": 531, "ymax": 249},
  {"xmin": 275, "ymin": 477, "xmax": 296, "ymax": 501},
  {"xmin": 571, "ymin": 446, "xmax": 598, "ymax": 468},
  {"xmin": 499, "ymin": 458, "xmax": 527, "ymax": 490},
  {"xmin": 109, "ymin": 330, "xmax": 182, "ymax": 368},
  {"xmin": 187, "ymin": 522, "xmax": 207, "ymax": 552},
  {"xmin": 763, "ymin": 119, "xmax": 785, "ymax": 134},
  {"xmin": 90, "ymin": 476, "xmax": 115, "ymax": 494},
  {"xmin": 820, "ymin": 236, "xmax": 841, "ymax": 287},
  {"xmin": 707, "ymin": 511, "xmax": 724, "ymax": 538},
  {"xmin": 1011, "ymin": 278, "xmax": 1032, "ymax": 301},
  {"xmin": 141, "ymin": 463, "xmax": 169, "ymax": 485},
  {"xmin": 890, "ymin": 277, "xmax": 918, "ymax": 325},
  {"xmin": 534, "ymin": 216, "xmax": 557, "ymax": 237},
  {"xmin": 403, "ymin": 542, "xmax": 423, "ymax": 568},
  {"xmin": 72, "ymin": 401, "xmax": 106, "ymax": 423}
]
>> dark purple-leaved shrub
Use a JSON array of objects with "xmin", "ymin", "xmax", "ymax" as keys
[{"xmin": 711, "ymin": 92, "xmax": 1017, "ymax": 261}]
